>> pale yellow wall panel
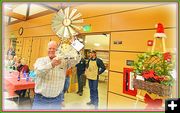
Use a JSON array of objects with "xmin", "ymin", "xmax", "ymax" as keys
[
  {"xmin": 16, "ymin": 38, "xmax": 23, "ymax": 46},
  {"xmin": 29, "ymin": 38, "xmax": 41, "ymax": 70},
  {"xmin": 109, "ymin": 71, "xmax": 137, "ymax": 99},
  {"xmin": 21, "ymin": 25, "xmax": 55, "ymax": 37},
  {"xmin": 110, "ymin": 29, "xmax": 176, "ymax": 52},
  {"xmin": 109, "ymin": 71, "xmax": 123, "ymax": 94},
  {"xmin": 108, "ymin": 92, "xmax": 146, "ymax": 109},
  {"xmin": 22, "ymin": 38, "xmax": 32, "ymax": 58},
  {"xmin": 39, "ymin": 37, "xmax": 51, "ymax": 57},
  {"xmin": 78, "ymin": 3, "xmax": 161, "ymax": 18},
  {"xmin": 15, "ymin": 46, "xmax": 22, "ymax": 55},
  {"xmin": 110, "ymin": 52, "xmax": 139, "ymax": 72},
  {"xmin": 7, "ymin": 14, "xmax": 54, "ymax": 32},
  {"xmin": 82, "ymin": 15, "xmax": 111, "ymax": 33},
  {"xmin": 111, "ymin": 5, "xmax": 176, "ymax": 31}
]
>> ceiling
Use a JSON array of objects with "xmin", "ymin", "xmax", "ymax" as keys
[
  {"xmin": 3, "ymin": 2, "xmax": 80, "ymax": 24},
  {"xmin": 85, "ymin": 34, "xmax": 110, "ymax": 51},
  {"xmin": 3, "ymin": 2, "xmax": 165, "ymax": 25}
]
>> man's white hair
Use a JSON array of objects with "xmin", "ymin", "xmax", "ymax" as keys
[{"xmin": 48, "ymin": 41, "xmax": 58, "ymax": 49}]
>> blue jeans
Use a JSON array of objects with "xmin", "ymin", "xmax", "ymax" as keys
[
  {"xmin": 32, "ymin": 92, "xmax": 63, "ymax": 110},
  {"xmin": 77, "ymin": 74, "xmax": 84, "ymax": 93},
  {"xmin": 88, "ymin": 78, "xmax": 99, "ymax": 107},
  {"xmin": 62, "ymin": 76, "xmax": 70, "ymax": 101}
]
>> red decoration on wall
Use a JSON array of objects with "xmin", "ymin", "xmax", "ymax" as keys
[
  {"xmin": 144, "ymin": 94, "xmax": 163, "ymax": 109},
  {"xmin": 147, "ymin": 40, "xmax": 153, "ymax": 46},
  {"xmin": 123, "ymin": 68, "xmax": 137, "ymax": 96}
]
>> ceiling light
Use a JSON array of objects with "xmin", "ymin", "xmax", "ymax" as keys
[{"xmin": 94, "ymin": 43, "xmax": 100, "ymax": 47}]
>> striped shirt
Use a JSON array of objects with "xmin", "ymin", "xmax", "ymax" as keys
[{"xmin": 34, "ymin": 56, "xmax": 67, "ymax": 97}]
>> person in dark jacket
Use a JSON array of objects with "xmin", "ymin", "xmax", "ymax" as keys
[
  {"xmin": 85, "ymin": 50, "xmax": 106, "ymax": 109},
  {"xmin": 76, "ymin": 57, "xmax": 86, "ymax": 96}
]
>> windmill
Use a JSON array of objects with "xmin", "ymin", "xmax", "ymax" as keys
[
  {"xmin": 52, "ymin": 7, "xmax": 84, "ymax": 62},
  {"xmin": 51, "ymin": 7, "xmax": 83, "ymax": 39}
]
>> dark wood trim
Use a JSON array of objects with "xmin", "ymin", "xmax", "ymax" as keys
[
  {"xmin": 6, "ymin": 11, "xmax": 26, "ymax": 21},
  {"xmin": 26, "ymin": 3, "xmax": 31, "ymax": 20},
  {"xmin": 8, "ymin": 17, "xmax": 11, "ymax": 25},
  {"xmin": 9, "ymin": 19, "xmax": 22, "ymax": 25}
]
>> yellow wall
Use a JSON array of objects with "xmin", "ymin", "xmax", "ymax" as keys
[
  {"xmin": 5, "ymin": 3, "xmax": 177, "ymax": 109},
  {"xmin": 107, "ymin": 4, "xmax": 177, "ymax": 109}
]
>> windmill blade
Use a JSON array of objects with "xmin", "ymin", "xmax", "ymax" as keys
[
  {"xmin": 54, "ymin": 14, "xmax": 64, "ymax": 21},
  {"xmin": 52, "ymin": 21, "xmax": 62, "ymax": 27},
  {"xmin": 57, "ymin": 9, "xmax": 65, "ymax": 19},
  {"xmin": 71, "ymin": 13, "xmax": 82, "ymax": 21},
  {"xmin": 69, "ymin": 8, "xmax": 77, "ymax": 19},
  {"xmin": 72, "ymin": 19, "xmax": 83, "ymax": 24},
  {"xmin": 64, "ymin": 7, "xmax": 70, "ymax": 19},
  {"xmin": 71, "ymin": 24, "xmax": 82, "ymax": 30},
  {"xmin": 52, "ymin": 23, "xmax": 63, "ymax": 32},
  {"xmin": 56, "ymin": 26, "xmax": 65, "ymax": 37},
  {"xmin": 68, "ymin": 26, "xmax": 78, "ymax": 36},
  {"xmin": 51, "ymin": 18, "xmax": 63, "ymax": 27},
  {"xmin": 63, "ymin": 27, "xmax": 70, "ymax": 38}
]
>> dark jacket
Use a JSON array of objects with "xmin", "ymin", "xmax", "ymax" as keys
[
  {"xmin": 76, "ymin": 58, "xmax": 86, "ymax": 76},
  {"xmin": 17, "ymin": 64, "xmax": 30, "ymax": 73},
  {"xmin": 87, "ymin": 57, "xmax": 106, "ymax": 75}
]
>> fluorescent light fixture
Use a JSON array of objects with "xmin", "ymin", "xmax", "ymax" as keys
[{"xmin": 94, "ymin": 43, "xmax": 100, "ymax": 47}]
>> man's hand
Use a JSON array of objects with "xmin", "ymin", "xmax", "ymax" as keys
[{"xmin": 51, "ymin": 57, "xmax": 61, "ymax": 68}]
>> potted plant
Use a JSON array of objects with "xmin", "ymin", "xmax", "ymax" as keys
[{"xmin": 133, "ymin": 51, "xmax": 175, "ymax": 97}]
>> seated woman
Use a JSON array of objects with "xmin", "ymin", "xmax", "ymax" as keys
[{"xmin": 15, "ymin": 58, "xmax": 30, "ymax": 97}]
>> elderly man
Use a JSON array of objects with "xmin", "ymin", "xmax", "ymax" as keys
[{"xmin": 32, "ymin": 41, "xmax": 78, "ymax": 110}]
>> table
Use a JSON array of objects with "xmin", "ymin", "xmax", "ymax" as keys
[{"xmin": 4, "ymin": 71, "xmax": 35, "ymax": 97}]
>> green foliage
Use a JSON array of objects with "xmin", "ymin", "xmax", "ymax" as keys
[{"xmin": 133, "ymin": 51, "xmax": 175, "ymax": 86}]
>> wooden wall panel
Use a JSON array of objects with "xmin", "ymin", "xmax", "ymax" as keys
[
  {"xmin": 15, "ymin": 46, "xmax": 22, "ymax": 57},
  {"xmin": 16, "ymin": 38, "xmax": 23, "ymax": 46},
  {"xmin": 108, "ymin": 92, "xmax": 146, "ymax": 109},
  {"xmin": 111, "ymin": 5, "xmax": 176, "ymax": 31},
  {"xmin": 38, "ymin": 37, "xmax": 51, "ymax": 58},
  {"xmin": 109, "ymin": 52, "xmax": 140, "ymax": 72},
  {"xmin": 109, "ymin": 71, "xmax": 123, "ymax": 95},
  {"xmin": 110, "ymin": 29, "xmax": 176, "ymax": 52},
  {"xmin": 20, "ymin": 25, "xmax": 55, "ymax": 37},
  {"xmin": 21, "ymin": 38, "xmax": 32, "ymax": 66},
  {"xmin": 7, "ymin": 14, "xmax": 54, "ymax": 32},
  {"xmin": 82, "ymin": 15, "xmax": 111, "ymax": 33},
  {"xmin": 29, "ymin": 38, "xmax": 41, "ymax": 70}
]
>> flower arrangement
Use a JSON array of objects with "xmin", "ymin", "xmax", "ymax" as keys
[{"xmin": 133, "ymin": 51, "xmax": 175, "ymax": 86}]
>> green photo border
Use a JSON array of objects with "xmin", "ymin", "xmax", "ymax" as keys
[{"xmin": 0, "ymin": 0, "xmax": 179, "ymax": 113}]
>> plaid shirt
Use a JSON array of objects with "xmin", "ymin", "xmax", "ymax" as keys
[{"xmin": 34, "ymin": 56, "xmax": 67, "ymax": 97}]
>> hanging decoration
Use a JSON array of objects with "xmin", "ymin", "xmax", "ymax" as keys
[
  {"xmin": 51, "ymin": 7, "xmax": 84, "ymax": 61},
  {"xmin": 51, "ymin": 7, "xmax": 83, "ymax": 40},
  {"xmin": 133, "ymin": 23, "xmax": 176, "ymax": 109}
]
